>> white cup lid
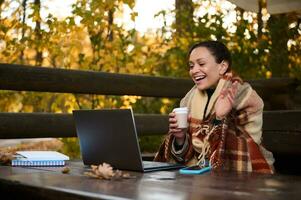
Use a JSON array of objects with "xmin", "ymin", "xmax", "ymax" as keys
[{"xmin": 173, "ymin": 107, "xmax": 188, "ymax": 113}]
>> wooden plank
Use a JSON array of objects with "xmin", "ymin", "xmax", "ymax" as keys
[
  {"xmin": 248, "ymin": 78, "xmax": 299, "ymax": 92},
  {"xmin": 1, "ymin": 111, "xmax": 300, "ymax": 136},
  {"xmin": 263, "ymin": 110, "xmax": 301, "ymax": 131},
  {"xmin": 263, "ymin": 131, "xmax": 301, "ymax": 154},
  {"xmin": 0, "ymin": 112, "xmax": 168, "ymax": 139},
  {"xmin": 262, "ymin": 110, "xmax": 301, "ymax": 154},
  {"xmin": 0, "ymin": 63, "xmax": 193, "ymax": 98},
  {"xmin": 0, "ymin": 111, "xmax": 301, "ymax": 154},
  {"xmin": 0, "ymin": 63, "xmax": 299, "ymax": 98},
  {"xmin": 0, "ymin": 113, "xmax": 75, "ymax": 138}
]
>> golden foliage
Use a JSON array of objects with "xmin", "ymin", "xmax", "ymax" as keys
[
  {"xmin": 0, "ymin": 139, "xmax": 64, "ymax": 154},
  {"xmin": 0, "ymin": 0, "xmax": 300, "ymax": 155}
]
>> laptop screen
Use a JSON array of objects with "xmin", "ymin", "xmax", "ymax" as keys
[{"xmin": 73, "ymin": 109, "xmax": 144, "ymax": 171}]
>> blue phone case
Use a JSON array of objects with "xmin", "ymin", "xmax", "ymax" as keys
[{"xmin": 179, "ymin": 165, "xmax": 212, "ymax": 175}]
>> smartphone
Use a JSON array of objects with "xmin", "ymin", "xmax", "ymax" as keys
[{"xmin": 179, "ymin": 165, "xmax": 212, "ymax": 175}]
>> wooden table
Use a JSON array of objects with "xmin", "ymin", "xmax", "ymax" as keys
[{"xmin": 0, "ymin": 161, "xmax": 300, "ymax": 200}]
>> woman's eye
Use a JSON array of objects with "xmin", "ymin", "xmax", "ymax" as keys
[
  {"xmin": 188, "ymin": 64, "xmax": 194, "ymax": 69},
  {"xmin": 198, "ymin": 63, "xmax": 204, "ymax": 66}
]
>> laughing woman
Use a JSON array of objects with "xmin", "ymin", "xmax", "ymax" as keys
[{"xmin": 154, "ymin": 41, "xmax": 275, "ymax": 174}]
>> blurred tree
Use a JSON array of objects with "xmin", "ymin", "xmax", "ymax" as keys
[
  {"xmin": 267, "ymin": 14, "xmax": 290, "ymax": 77},
  {"xmin": 32, "ymin": 0, "xmax": 43, "ymax": 66},
  {"xmin": 175, "ymin": 0, "xmax": 194, "ymax": 37},
  {"xmin": 288, "ymin": 14, "xmax": 301, "ymax": 78},
  {"xmin": 107, "ymin": 6, "xmax": 114, "ymax": 41},
  {"xmin": 230, "ymin": 7, "xmax": 267, "ymax": 79},
  {"xmin": 0, "ymin": 0, "xmax": 3, "ymax": 12},
  {"xmin": 257, "ymin": 0, "xmax": 266, "ymax": 40},
  {"xmin": 19, "ymin": 0, "xmax": 27, "ymax": 63}
]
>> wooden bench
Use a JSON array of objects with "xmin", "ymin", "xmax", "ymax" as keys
[{"xmin": 1, "ymin": 63, "xmax": 301, "ymax": 174}]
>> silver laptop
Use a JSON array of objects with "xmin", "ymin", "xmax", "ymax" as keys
[{"xmin": 72, "ymin": 108, "xmax": 183, "ymax": 172}]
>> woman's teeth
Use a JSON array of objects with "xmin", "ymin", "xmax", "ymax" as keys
[{"xmin": 195, "ymin": 76, "xmax": 205, "ymax": 81}]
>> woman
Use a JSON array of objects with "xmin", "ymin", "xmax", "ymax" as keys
[{"xmin": 154, "ymin": 41, "xmax": 274, "ymax": 174}]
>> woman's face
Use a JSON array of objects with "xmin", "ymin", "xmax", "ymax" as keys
[{"xmin": 189, "ymin": 47, "xmax": 227, "ymax": 90}]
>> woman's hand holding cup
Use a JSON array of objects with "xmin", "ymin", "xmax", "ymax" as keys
[{"xmin": 169, "ymin": 107, "xmax": 189, "ymax": 146}]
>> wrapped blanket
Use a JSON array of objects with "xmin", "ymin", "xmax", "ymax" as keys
[{"xmin": 154, "ymin": 73, "xmax": 274, "ymax": 174}]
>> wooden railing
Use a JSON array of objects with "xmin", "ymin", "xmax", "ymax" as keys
[{"xmin": 1, "ymin": 63, "xmax": 301, "ymax": 173}]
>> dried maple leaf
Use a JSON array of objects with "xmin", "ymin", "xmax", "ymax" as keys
[
  {"xmin": 97, "ymin": 163, "xmax": 114, "ymax": 179},
  {"xmin": 113, "ymin": 170, "xmax": 123, "ymax": 179},
  {"xmin": 84, "ymin": 172, "xmax": 101, "ymax": 179},
  {"xmin": 84, "ymin": 162, "xmax": 136, "ymax": 180},
  {"xmin": 122, "ymin": 173, "xmax": 131, "ymax": 179},
  {"xmin": 91, "ymin": 165, "xmax": 98, "ymax": 171}
]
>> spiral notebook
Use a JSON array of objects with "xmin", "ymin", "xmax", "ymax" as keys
[{"xmin": 11, "ymin": 151, "xmax": 70, "ymax": 167}]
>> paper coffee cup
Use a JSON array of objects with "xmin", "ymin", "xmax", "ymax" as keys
[{"xmin": 173, "ymin": 107, "xmax": 188, "ymax": 128}]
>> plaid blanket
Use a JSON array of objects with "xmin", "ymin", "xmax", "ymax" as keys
[{"xmin": 154, "ymin": 73, "xmax": 274, "ymax": 174}]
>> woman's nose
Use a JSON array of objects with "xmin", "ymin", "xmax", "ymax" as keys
[{"xmin": 191, "ymin": 65, "xmax": 200, "ymax": 73}]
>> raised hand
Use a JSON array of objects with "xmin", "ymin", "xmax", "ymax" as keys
[{"xmin": 215, "ymin": 81, "xmax": 239, "ymax": 119}]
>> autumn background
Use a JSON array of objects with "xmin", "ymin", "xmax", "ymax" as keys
[{"xmin": 0, "ymin": 0, "xmax": 300, "ymax": 158}]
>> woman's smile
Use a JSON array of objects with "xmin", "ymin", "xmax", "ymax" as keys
[{"xmin": 193, "ymin": 74, "xmax": 206, "ymax": 84}]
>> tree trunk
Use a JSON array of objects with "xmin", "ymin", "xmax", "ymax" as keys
[
  {"xmin": 107, "ymin": 9, "xmax": 114, "ymax": 41},
  {"xmin": 257, "ymin": 0, "xmax": 266, "ymax": 40},
  {"xmin": 0, "ymin": 0, "xmax": 4, "ymax": 17},
  {"xmin": 267, "ymin": 14, "xmax": 289, "ymax": 77},
  {"xmin": 175, "ymin": 0, "xmax": 194, "ymax": 37},
  {"xmin": 34, "ymin": 0, "xmax": 43, "ymax": 66},
  {"xmin": 20, "ymin": 0, "xmax": 27, "ymax": 64}
]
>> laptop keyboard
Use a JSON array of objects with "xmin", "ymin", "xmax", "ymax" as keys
[{"xmin": 142, "ymin": 160, "xmax": 175, "ymax": 168}]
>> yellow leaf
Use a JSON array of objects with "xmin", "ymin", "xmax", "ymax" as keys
[{"xmin": 131, "ymin": 12, "xmax": 138, "ymax": 21}]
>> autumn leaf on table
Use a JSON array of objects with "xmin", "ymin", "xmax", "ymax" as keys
[
  {"xmin": 97, "ymin": 163, "xmax": 114, "ymax": 179},
  {"xmin": 0, "ymin": 152, "xmax": 13, "ymax": 165},
  {"xmin": 85, "ymin": 163, "xmax": 115, "ymax": 180},
  {"xmin": 85, "ymin": 162, "xmax": 135, "ymax": 180},
  {"xmin": 61, "ymin": 166, "xmax": 70, "ymax": 174}
]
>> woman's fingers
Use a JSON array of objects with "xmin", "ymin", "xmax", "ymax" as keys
[
  {"xmin": 169, "ymin": 117, "xmax": 178, "ymax": 130},
  {"xmin": 170, "ymin": 127, "xmax": 183, "ymax": 133},
  {"xmin": 219, "ymin": 89, "xmax": 227, "ymax": 98},
  {"xmin": 169, "ymin": 112, "xmax": 177, "ymax": 122},
  {"xmin": 169, "ymin": 112, "xmax": 175, "ymax": 117},
  {"xmin": 169, "ymin": 111, "xmax": 186, "ymax": 138},
  {"xmin": 229, "ymin": 81, "xmax": 239, "ymax": 103},
  {"xmin": 223, "ymin": 81, "xmax": 239, "ymax": 104},
  {"xmin": 229, "ymin": 86, "xmax": 236, "ymax": 100},
  {"xmin": 169, "ymin": 117, "xmax": 177, "ymax": 123},
  {"xmin": 227, "ymin": 93, "xmax": 234, "ymax": 104},
  {"xmin": 170, "ymin": 127, "xmax": 186, "ymax": 139},
  {"xmin": 169, "ymin": 122, "xmax": 179, "ymax": 129},
  {"xmin": 169, "ymin": 111, "xmax": 179, "ymax": 130},
  {"xmin": 215, "ymin": 81, "xmax": 240, "ymax": 119},
  {"xmin": 231, "ymin": 82, "xmax": 238, "ymax": 96},
  {"xmin": 232, "ymin": 81, "xmax": 239, "ymax": 90},
  {"xmin": 228, "ymin": 89, "xmax": 234, "ymax": 100},
  {"xmin": 169, "ymin": 125, "xmax": 185, "ymax": 139}
]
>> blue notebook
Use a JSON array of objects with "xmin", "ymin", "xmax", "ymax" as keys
[{"xmin": 11, "ymin": 151, "xmax": 69, "ymax": 167}]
